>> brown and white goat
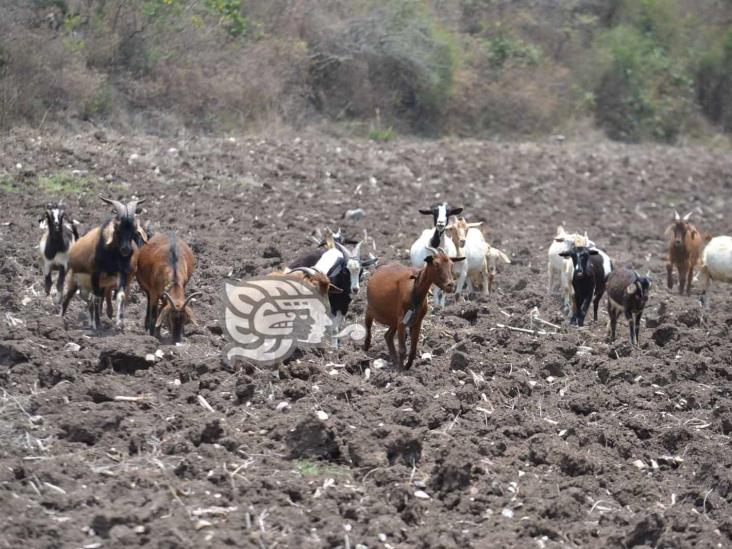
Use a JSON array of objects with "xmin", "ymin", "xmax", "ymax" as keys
[
  {"xmin": 61, "ymin": 196, "xmax": 145, "ymax": 332},
  {"xmin": 665, "ymin": 210, "xmax": 702, "ymax": 295},
  {"xmin": 447, "ymin": 217, "xmax": 512, "ymax": 297},
  {"xmin": 136, "ymin": 232, "xmax": 199, "ymax": 342},
  {"xmin": 364, "ymin": 247, "xmax": 464, "ymax": 369}
]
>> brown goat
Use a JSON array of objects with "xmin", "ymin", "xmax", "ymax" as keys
[
  {"xmin": 364, "ymin": 247, "xmax": 464, "ymax": 369},
  {"xmin": 61, "ymin": 197, "xmax": 145, "ymax": 331},
  {"xmin": 665, "ymin": 211, "xmax": 702, "ymax": 295},
  {"xmin": 269, "ymin": 267, "xmax": 344, "ymax": 298},
  {"xmin": 136, "ymin": 232, "xmax": 199, "ymax": 342}
]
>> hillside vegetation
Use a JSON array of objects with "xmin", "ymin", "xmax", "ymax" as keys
[{"xmin": 1, "ymin": 0, "xmax": 731, "ymax": 142}]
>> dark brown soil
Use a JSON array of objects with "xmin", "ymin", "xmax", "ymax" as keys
[{"xmin": 1, "ymin": 129, "xmax": 732, "ymax": 548}]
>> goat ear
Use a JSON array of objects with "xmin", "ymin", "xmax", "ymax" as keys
[
  {"xmin": 625, "ymin": 283, "xmax": 637, "ymax": 295},
  {"xmin": 558, "ymin": 251, "xmax": 571, "ymax": 258},
  {"xmin": 362, "ymin": 256, "xmax": 378, "ymax": 267},
  {"xmin": 418, "ymin": 208, "xmax": 433, "ymax": 215},
  {"xmin": 589, "ymin": 250, "xmax": 600, "ymax": 255},
  {"xmin": 452, "ymin": 256, "xmax": 466, "ymax": 263},
  {"xmin": 155, "ymin": 305, "xmax": 171, "ymax": 329},
  {"xmin": 184, "ymin": 306, "xmax": 199, "ymax": 327},
  {"xmin": 102, "ymin": 221, "xmax": 115, "ymax": 246},
  {"xmin": 448, "ymin": 207, "xmax": 463, "ymax": 216},
  {"xmin": 468, "ymin": 222, "xmax": 483, "ymax": 228},
  {"xmin": 424, "ymin": 255, "xmax": 435, "ymax": 265},
  {"xmin": 690, "ymin": 230, "xmax": 697, "ymax": 239}
]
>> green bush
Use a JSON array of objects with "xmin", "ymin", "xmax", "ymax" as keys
[
  {"xmin": 697, "ymin": 27, "xmax": 732, "ymax": 131},
  {"xmin": 309, "ymin": 0, "xmax": 458, "ymax": 134},
  {"xmin": 592, "ymin": 10, "xmax": 697, "ymax": 142}
]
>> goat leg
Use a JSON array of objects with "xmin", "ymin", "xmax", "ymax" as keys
[
  {"xmin": 666, "ymin": 262, "xmax": 674, "ymax": 289},
  {"xmin": 405, "ymin": 322, "xmax": 421, "ymax": 370},
  {"xmin": 54, "ymin": 265, "xmax": 66, "ymax": 306},
  {"xmin": 396, "ymin": 324, "xmax": 407, "ymax": 367},
  {"xmin": 685, "ymin": 264, "xmax": 694, "ymax": 296},
  {"xmin": 384, "ymin": 327, "xmax": 398, "ymax": 366},
  {"xmin": 363, "ymin": 312, "xmax": 373, "ymax": 352}
]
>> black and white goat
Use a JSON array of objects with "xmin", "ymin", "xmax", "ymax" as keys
[
  {"xmin": 410, "ymin": 202, "xmax": 463, "ymax": 306},
  {"xmin": 38, "ymin": 202, "xmax": 79, "ymax": 306},
  {"xmin": 288, "ymin": 239, "xmax": 377, "ymax": 348},
  {"xmin": 559, "ymin": 246, "xmax": 608, "ymax": 326}
]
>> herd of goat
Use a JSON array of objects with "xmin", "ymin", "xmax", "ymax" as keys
[{"xmin": 38, "ymin": 198, "xmax": 732, "ymax": 367}]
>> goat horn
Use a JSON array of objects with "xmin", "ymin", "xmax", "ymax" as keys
[
  {"xmin": 683, "ymin": 211, "xmax": 692, "ymax": 220},
  {"xmin": 674, "ymin": 210, "xmax": 680, "ymax": 221},
  {"xmin": 127, "ymin": 199, "xmax": 145, "ymax": 216},
  {"xmin": 425, "ymin": 246, "xmax": 438, "ymax": 256},
  {"xmin": 289, "ymin": 266, "xmax": 318, "ymax": 276},
  {"xmin": 161, "ymin": 291, "xmax": 176, "ymax": 310},
  {"xmin": 334, "ymin": 240, "xmax": 351, "ymax": 258},
  {"xmin": 183, "ymin": 292, "xmax": 202, "ymax": 307},
  {"xmin": 99, "ymin": 195, "xmax": 126, "ymax": 216},
  {"xmin": 352, "ymin": 240, "xmax": 363, "ymax": 258}
]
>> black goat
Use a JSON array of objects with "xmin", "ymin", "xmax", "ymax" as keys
[
  {"xmin": 606, "ymin": 268, "xmax": 651, "ymax": 345},
  {"xmin": 559, "ymin": 246, "xmax": 607, "ymax": 326}
]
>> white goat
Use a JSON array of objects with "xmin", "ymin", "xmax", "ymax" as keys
[
  {"xmin": 699, "ymin": 236, "xmax": 732, "ymax": 308},
  {"xmin": 410, "ymin": 225, "xmax": 458, "ymax": 307}
]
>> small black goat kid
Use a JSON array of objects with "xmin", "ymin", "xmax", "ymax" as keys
[{"xmin": 606, "ymin": 268, "xmax": 651, "ymax": 345}]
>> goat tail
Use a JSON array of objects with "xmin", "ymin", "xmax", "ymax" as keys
[{"xmin": 335, "ymin": 323, "xmax": 366, "ymax": 342}]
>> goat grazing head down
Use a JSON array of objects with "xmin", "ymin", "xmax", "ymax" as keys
[
  {"xmin": 419, "ymin": 202, "xmax": 463, "ymax": 232},
  {"xmin": 667, "ymin": 210, "xmax": 696, "ymax": 249},
  {"xmin": 100, "ymin": 195, "xmax": 145, "ymax": 257},
  {"xmin": 157, "ymin": 290, "xmax": 201, "ymax": 343},
  {"xmin": 559, "ymin": 246, "xmax": 599, "ymax": 278},
  {"xmin": 286, "ymin": 267, "xmax": 343, "ymax": 297}
]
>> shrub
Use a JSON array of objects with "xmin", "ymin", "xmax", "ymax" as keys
[
  {"xmin": 697, "ymin": 27, "xmax": 732, "ymax": 131},
  {"xmin": 308, "ymin": 0, "xmax": 458, "ymax": 134},
  {"xmin": 591, "ymin": 5, "xmax": 697, "ymax": 143}
]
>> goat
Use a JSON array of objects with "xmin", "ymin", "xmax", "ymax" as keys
[
  {"xmin": 135, "ymin": 232, "xmax": 199, "ymax": 342},
  {"xmin": 547, "ymin": 226, "xmax": 592, "ymax": 311},
  {"xmin": 485, "ymin": 246, "xmax": 512, "ymax": 294},
  {"xmin": 445, "ymin": 217, "xmax": 488, "ymax": 298},
  {"xmin": 292, "ymin": 227, "xmax": 361, "ymax": 271},
  {"xmin": 559, "ymin": 246, "xmax": 607, "ymax": 326},
  {"xmin": 665, "ymin": 210, "xmax": 702, "ymax": 295},
  {"xmin": 606, "ymin": 268, "xmax": 651, "ymax": 345},
  {"xmin": 271, "ymin": 267, "xmax": 343, "ymax": 299},
  {"xmin": 411, "ymin": 203, "xmax": 462, "ymax": 307},
  {"xmin": 364, "ymin": 247, "xmax": 464, "ymax": 369},
  {"xmin": 699, "ymin": 235, "xmax": 732, "ymax": 308},
  {"xmin": 288, "ymin": 239, "xmax": 377, "ymax": 348},
  {"xmin": 61, "ymin": 196, "xmax": 145, "ymax": 332},
  {"xmin": 38, "ymin": 202, "xmax": 79, "ymax": 306}
]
